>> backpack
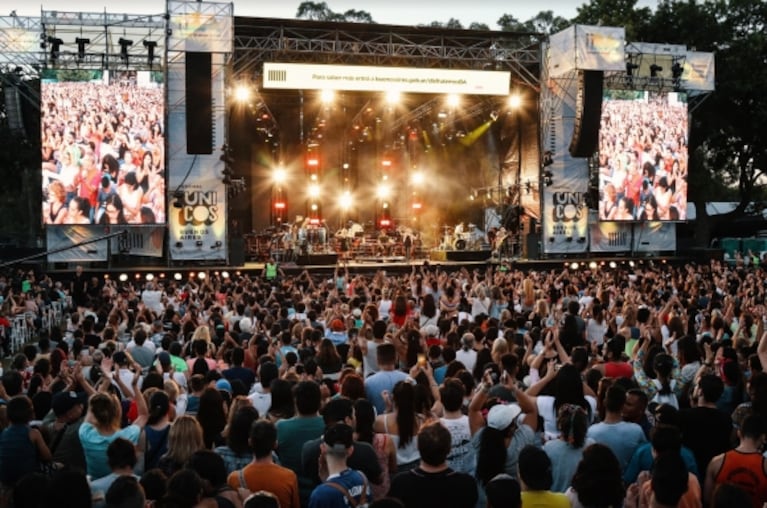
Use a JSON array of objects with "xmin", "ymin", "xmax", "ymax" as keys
[{"xmin": 325, "ymin": 474, "xmax": 369, "ymax": 508}]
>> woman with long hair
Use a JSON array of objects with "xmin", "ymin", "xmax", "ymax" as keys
[
  {"xmin": 373, "ymin": 380, "xmax": 422, "ymax": 473},
  {"xmin": 214, "ymin": 404, "xmax": 259, "ymax": 474},
  {"xmin": 145, "ymin": 390, "xmax": 173, "ymax": 471},
  {"xmin": 354, "ymin": 398, "xmax": 396, "ymax": 500},
  {"xmin": 419, "ymin": 293, "xmax": 440, "ymax": 329},
  {"xmin": 439, "ymin": 284, "xmax": 460, "ymax": 322},
  {"xmin": 470, "ymin": 369, "xmax": 538, "ymax": 505},
  {"xmin": 266, "ymin": 379, "xmax": 295, "ymax": 423},
  {"xmin": 315, "ymin": 338, "xmax": 343, "ymax": 379},
  {"xmin": 525, "ymin": 363, "xmax": 597, "ymax": 441},
  {"xmin": 543, "ymin": 404, "xmax": 591, "ymax": 492},
  {"xmin": 389, "ymin": 294, "xmax": 411, "ymax": 329},
  {"xmin": 158, "ymin": 415, "xmax": 205, "ymax": 478},
  {"xmin": 196, "ymin": 388, "xmax": 228, "ymax": 449}
]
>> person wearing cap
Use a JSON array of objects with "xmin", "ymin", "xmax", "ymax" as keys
[
  {"xmin": 388, "ymin": 421, "xmax": 478, "ymax": 508},
  {"xmin": 308, "ymin": 422, "xmax": 371, "ymax": 508},
  {"xmin": 325, "ymin": 318, "xmax": 349, "ymax": 347},
  {"xmin": 41, "ymin": 365, "xmax": 96, "ymax": 473},
  {"xmin": 470, "ymin": 368, "xmax": 538, "ymax": 499}
]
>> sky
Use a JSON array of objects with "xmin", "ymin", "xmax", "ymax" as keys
[{"xmin": 7, "ymin": 0, "xmax": 659, "ymax": 29}]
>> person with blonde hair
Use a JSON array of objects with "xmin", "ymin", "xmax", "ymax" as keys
[
  {"xmin": 79, "ymin": 360, "xmax": 148, "ymax": 480},
  {"xmin": 520, "ymin": 278, "xmax": 536, "ymax": 313},
  {"xmin": 491, "ymin": 338, "xmax": 510, "ymax": 366},
  {"xmin": 157, "ymin": 415, "xmax": 205, "ymax": 478}
]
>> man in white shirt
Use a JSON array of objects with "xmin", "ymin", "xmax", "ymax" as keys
[{"xmin": 249, "ymin": 361, "xmax": 279, "ymax": 418}]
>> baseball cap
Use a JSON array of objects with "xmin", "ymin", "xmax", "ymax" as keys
[
  {"xmin": 487, "ymin": 403, "xmax": 522, "ymax": 430},
  {"xmin": 215, "ymin": 379, "xmax": 232, "ymax": 393},
  {"xmin": 352, "ymin": 308, "xmax": 362, "ymax": 318},
  {"xmin": 52, "ymin": 391, "xmax": 86, "ymax": 416}
]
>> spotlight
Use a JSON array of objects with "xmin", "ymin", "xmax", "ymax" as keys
[
  {"xmin": 588, "ymin": 261, "xmax": 598, "ymax": 270},
  {"xmin": 221, "ymin": 271, "xmax": 230, "ymax": 279},
  {"xmin": 118, "ymin": 273, "xmax": 128, "ymax": 282},
  {"xmin": 628, "ymin": 260, "xmax": 636, "ymax": 268},
  {"xmin": 548, "ymin": 237, "xmax": 555, "ymax": 243},
  {"xmin": 569, "ymin": 262, "xmax": 579, "ymax": 270},
  {"xmin": 649, "ymin": 64, "xmax": 663, "ymax": 78},
  {"xmin": 75, "ymin": 37, "xmax": 90, "ymax": 61},
  {"xmin": 577, "ymin": 237, "xmax": 587, "ymax": 243},
  {"xmin": 211, "ymin": 241, "xmax": 222, "ymax": 249},
  {"xmin": 118, "ymin": 38, "xmax": 133, "ymax": 64},
  {"xmin": 197, "ymin": 272, "xmax": 206, "ymax": 280},
  {"xmin": 173, "ymin": 272, "xmax": 183, "ymax": 281},
  {"xmin": 143, "ymin": 40, "xmax": 157, "ymax": 66},
  {"xmin": 671, "ymin": 61, "xmax": 683, "ymax": 80},
  {"xmin": 195, "ymin": 240, "xmax": 204, "ymax": 247},
  {"xmin": 174, "ymin": 241, "xmax": 183, "ymax": 249},
  {"xmin": 626, "ymin": 62, "xmax": 639, "ymax": 76},
  {"xmin": 543, "ymin": 170, "xmax": 553, "ymax": 187},
  {"xmin": 566, "ymin": 236, "xmax": 573, "ymax": 242},
  {"xmin": 146, "ymin": 273, "xmax": 155, "ymax": 281},
  {"xmin": 609, "ymin": 261, "xmax": 617, "ymax": 269}
]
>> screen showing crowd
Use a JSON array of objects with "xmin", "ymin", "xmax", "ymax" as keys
[
  {"xmin": 41, "ymin": 70, "xmax": 165, "ymax": 226},
  {"xmin": 597, "ymin": 90, "xmax": 688, "ymax": 222}
]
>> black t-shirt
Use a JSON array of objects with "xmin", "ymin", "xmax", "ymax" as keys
[
  {"xmin": 84, "ymin": 333, "xmax": 102, "ymax": 349},
  {"xmin": 388, "ymin": 467, "xmax": 478, "ymax": 508},
  {"xmin": 679, "ymin": 406, "xmax": 734, "ymax": 474}
]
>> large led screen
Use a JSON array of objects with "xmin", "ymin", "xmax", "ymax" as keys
[
  {"xmin": 41, "ymin": 70, "xmax": 165, "ymax": 225},
  {"xmin": 598, "ymin": 90, "xmax": 688, "ymax": 222}
]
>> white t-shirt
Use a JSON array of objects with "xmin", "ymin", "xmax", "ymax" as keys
[{"xmin": 455, "ymin": 348, "xmax": 477, "ymax": 373}]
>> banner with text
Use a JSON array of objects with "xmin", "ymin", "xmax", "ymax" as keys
[
  {"xmin": 168, "ymin": 0, "xmax": 233, "ymax": 53},
  {"xmin": 548, "ymin": 25, "xmax": 626, "ymax": 77},
  {"xmin": 167, "ymin": 1, "xmax": 230, "ymax": 262},
  {"xmin": 110, "ymin": 227, "xmax": 165, "ymax": 258},
  {"xmin": 540, "ymin": 73, "xmax": 590, "ymax": 254},
  {"xmin": 263, "ymin": 62, "xmax": 511, "ymax": 95},
  {"xmin": 589, "ymin": 212, "xmax": 632, "ymax": 253}
]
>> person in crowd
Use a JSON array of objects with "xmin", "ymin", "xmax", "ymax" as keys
[
  {"xmin": 276, "ymin": 380, "xmax": 325, "ymax": 505},
  {"xmin": 517, "ymin": 445, "xmax": 570, "ymax": 507},
  {"xmin": 228, "ymin": 419, "xmax": 300, "ymax": 508},
  {"xmin": 586, "ymin": 384, "xmax": 647, "ymax": 472},
  {"xmin": 308, "ymin": 422, "xmax": 371, "ymax": 508},
  {"xmin": 704, "ymin": 414, "xmax": 767, "ymax": 508},
  {"xmin": 388, "ymin": 421, "xmax": 478, "ymax": 508},
  {"xmin": 90, "ymin": 437, "xmax": 140, "ymax": 508}
]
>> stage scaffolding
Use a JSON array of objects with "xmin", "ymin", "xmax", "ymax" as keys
[{"xmin": 232, "ymin": 18, "xmax": 543, "ymax": 89}]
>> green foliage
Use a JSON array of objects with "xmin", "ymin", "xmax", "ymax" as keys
[
  {"xmin": 295, "ymin": 2, "xmax": 374, "ymax": 22},
  {"xmin": 573, "ymin": 0, "xmax": 653, "ymax": 39}
]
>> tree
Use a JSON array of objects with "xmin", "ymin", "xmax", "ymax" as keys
[
  {"xmin": 295, "ymin": 2, "xmax": 373, "ymax": 22},
  {"xmin": 573, "ymin": 0, "xmax": 653, "ymax": 39},
  {"xmin": 521, "ymin": 10, "xmax": 571, "ymax": 34}
]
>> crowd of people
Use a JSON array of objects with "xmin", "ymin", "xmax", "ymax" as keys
[
  {"xmin": 41, "ymin": 72, "xmax": 165, "ymax": 226},
  {"xmin": 0, "ymin": 257, "xmax": 766, "ymax": 508},
  {"xmin": 598, "ymin": 91, "xmax": 689, "ymax": 222}
]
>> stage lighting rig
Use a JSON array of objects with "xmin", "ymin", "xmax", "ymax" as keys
[
  {"xmin": 649, "ymin": 64, "xmax": 663, "ymax": 78},
  {"xmin": 671, "ymin": 59, "xmax": 684, "ymax": 90},
  {"xmin": 75, "ymin": 37, "xmax": 90, "ymax": 62},
  {"xmin": 220, "ymin": 144, "xmax": 235, "ymax": 185},
  {"xmin": 119, "ymin": 38, "xmax": 133, "ymax": 64},
  {"xmin": 143, "ymin": 40, "xmax": 157, "ymax": 66},
  {"xmin": 47, "ymin": 37, "xmax": 63, "ymax": 63}
]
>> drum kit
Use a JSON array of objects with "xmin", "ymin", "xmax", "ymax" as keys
[{"xmin": 440, "ymin": 222, "xmax": 486, "ymax": 251}]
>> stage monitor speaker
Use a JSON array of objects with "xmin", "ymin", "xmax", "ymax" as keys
[
  {"xmin": 229, "ymin": 238, "xmax": 245, "ymax": 266},
  {"xmin": 569, "ymin": 70, "xmax": 603, "ymax": 158},
  {"xmin": 186, "ymin": 52, "xmax": 213, "ymax": 155},
  {"xmin": 524, "ymin": 233, "xmax": 539, "ymax": 259}
]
